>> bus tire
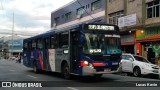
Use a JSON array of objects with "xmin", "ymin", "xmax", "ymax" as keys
[
  {"xmin": 62, "ymin": 63, "xmax": 70, "ymax": 79},
  {"xmin": 33, "ymin": 61, "xmax": 39, "ymax": 73}
]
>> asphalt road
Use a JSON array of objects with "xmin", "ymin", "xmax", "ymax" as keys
[{"xmin": 0, "ymin": 59, "xmax": 160, "ymax": 90}]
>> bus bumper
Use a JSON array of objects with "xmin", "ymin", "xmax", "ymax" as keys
[{"xmin": 82, "ymin": 66, "xmax": 122, "ymax": 76}]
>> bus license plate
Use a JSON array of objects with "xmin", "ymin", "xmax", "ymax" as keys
[{"xmin": 104, "ymin": 68, "xmax": 111, "ymax": 72}]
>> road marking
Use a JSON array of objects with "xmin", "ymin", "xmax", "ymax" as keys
[
  {"xmin": 67, "ymin": 87, "xmax": 79, "ymax": 90},
  {"xmin": 27, "ymin": 75, "xmax": 37, "ymax": 79}
]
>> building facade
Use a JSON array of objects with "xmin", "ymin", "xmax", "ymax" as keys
[
  {"xmin": 51, "ymin": 0, "xmax": 106, "ymax": 29},
  {"xmin": 51, "ymin": 0, "xmax": 160, "ymax": 65}
]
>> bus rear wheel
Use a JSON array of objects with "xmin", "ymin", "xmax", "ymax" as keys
[{"xmin": 62, "ymin": 63, "xmax": 70, "ymax": 79}]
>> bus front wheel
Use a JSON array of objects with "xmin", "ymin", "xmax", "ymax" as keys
[{"xmin": 62, "ymin": 63, "xmax": 70, "ymax": 79}]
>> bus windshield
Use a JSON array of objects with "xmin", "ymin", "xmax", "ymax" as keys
[{"xmin": 83, "ymin": 33, "xmax": 121, "ymax": 55}]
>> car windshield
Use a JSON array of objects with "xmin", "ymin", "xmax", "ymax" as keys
[
  {"xmin": 82, "ymin": 33, "xmax": 121, "ymax": 55},
  {"xmin": 133, "ymin": 56, "xmax": 150, "ymax": 63}
]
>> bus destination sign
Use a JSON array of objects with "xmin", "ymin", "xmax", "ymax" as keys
[{"xmin": 87, "ymin": 25, "xmax": 115, "ymax": 31}]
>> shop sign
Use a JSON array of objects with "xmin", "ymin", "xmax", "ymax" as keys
[
  {"xmin": 136, "ymin": 29, "xmax": 160, "ymax": 39},
  {"xmin": 118, "ymin": 14, "xmax": 137, "ymax": 27}
]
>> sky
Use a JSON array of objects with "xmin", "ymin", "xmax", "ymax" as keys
[{"xmin": 0, "ymin": 0, "xmax": 74, "ymax": 37}]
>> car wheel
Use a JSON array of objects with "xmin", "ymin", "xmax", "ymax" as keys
[
  {"xmin": 133, "ymin": 67, "xmax": 141, "ymax": 77},
  {"xmin": 62, "ymin": 63, "xmax": 70, "ymax": 79}
]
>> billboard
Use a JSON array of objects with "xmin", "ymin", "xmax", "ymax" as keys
[
  {"xmin": 118, "ymin": 14, "xmax": 137, "ymax": 27},
  {"xmin": 8, "ymin": 39, "xmax": 23, "ymax": 47}
]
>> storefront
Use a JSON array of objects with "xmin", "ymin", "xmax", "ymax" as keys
[
  {"xmin": 121, "ymin": 32, "xmax": 135, "ymax": 54},
  {"xmin": 136, "ymin": 28, "xmax": 160, "ymax": 65}
]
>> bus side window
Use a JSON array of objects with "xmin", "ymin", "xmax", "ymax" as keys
[
  {"xmin": 37, "ymin": 39, "xmax": 43, "ymax": 50},
  {"xmin": 72, "ymin": 31, "xmax": 79, "ymax": 44},
  {"xmin": 50, "ymin": 35, "xmax": 55, "ymax": 49},
  {"xmin": 32, "ymin": 40, "xmax": 37, "ymax": 50},
  {"xmin": 44, "ymin": 38, "xmax": 50, "ymax": 49},
  {"xmin": 28, "ymin": 41, "xmax": 31, "ymax": 52},
  {"xmin": 59, "ymin": 32, "xmax": 69, "ymax": 48},
  {"xmin": 23, "ymin": 42, "xmax": 28, "ymax": 51}
]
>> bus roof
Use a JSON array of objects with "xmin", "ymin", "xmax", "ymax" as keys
[
  {"xmin": 24, "ymin": 22, "xmax": 119, "ymax": 41},
  {"xmin": 24, "ymin": 29, "xmax": 56, "ymax": 41}
]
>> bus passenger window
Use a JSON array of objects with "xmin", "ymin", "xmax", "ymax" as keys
[
  {"xmin": 23, "ymin": 42, "xmax": 28, "ymax": 51},
  {"xmin": 37, "ymin": 39, "xmax": 43, "ymax": 50},
  {"xmin": 32, "ymin": 40, "xmax": 36, "ymax": 50},
  {"xmin": 51, "ymin": 35, "xmax": 60, "ymax": 49},
  {"xmin": 59, "ymin": 33, "xmax": 68, "ymax": 48},
  {"xmin": 45, "ymin": 38, "xmax": 50, "ymax": 49},
  {"xmin": 50, "ymin": 36, "xmax": 55, "ymax": 49}
]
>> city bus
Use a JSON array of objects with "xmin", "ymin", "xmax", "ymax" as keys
[{"xmin": 23, "ymin": 22, "xmax": 122, "ymax": 79}]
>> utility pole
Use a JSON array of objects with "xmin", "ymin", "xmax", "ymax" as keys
[{"xmin": 11, "ymin": 12, "xmax": 14, "ymax": 58}]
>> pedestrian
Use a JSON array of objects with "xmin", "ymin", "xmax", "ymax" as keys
[{"xmin": 15, "ymin": 56, "xmax": 19, "ymax": 63}]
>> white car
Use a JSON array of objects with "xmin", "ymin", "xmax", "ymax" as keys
[{"xmin": 120, "ymin": 53, "xmax": 160, "ymax": 78}]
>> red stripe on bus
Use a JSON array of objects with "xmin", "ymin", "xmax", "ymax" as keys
[
  {"xmin": 93, "ymin": 63, "xmax": 104, "ymax": 66},
  {"xmin": 39, "ymin": 52, "xmax": 44, "ymax": 70}
]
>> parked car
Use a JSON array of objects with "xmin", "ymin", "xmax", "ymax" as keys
[{"xmin": 120, "ymin": 53, "xmax": 160, "ymax": 78}]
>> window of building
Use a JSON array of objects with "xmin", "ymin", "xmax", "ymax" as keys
[
  {"xmin": 65, "ymin": 12, "xmax": 72, "ymax": 21},
  {"xmin": 109, "ymin": 0, "xmax": 114, "ymax": 3},
  {"xmin": 109, "ymin": 11, "xmax": 124, "ymax": 25},
  {"xmin": 86, "ymin": 4, "xmax": 90, "ymax": 9},
  {"xmin": 77, "ymin": 7, "xmax": 85, "ymax": 15},
  {"xmin": 88, "ymin": 4, "xmax": 90, "ymax": 9},
  {"xmin": 91, "ymin": 0, "xmax": 101, "ymax": 11},
  {"xmin": 147, "ymin": 1, "xmax": 160, "ymax": 18},
  {"xmin": 54, "ymin": 17, "xmax": 60, "ymax": 26},
  {"xmin": 128, "ymin": 0, "xmax": 135, "ymax": 3},
  {"xmin": 86, "ymin": 5, "xmax": 87, "ymax": 9}
]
